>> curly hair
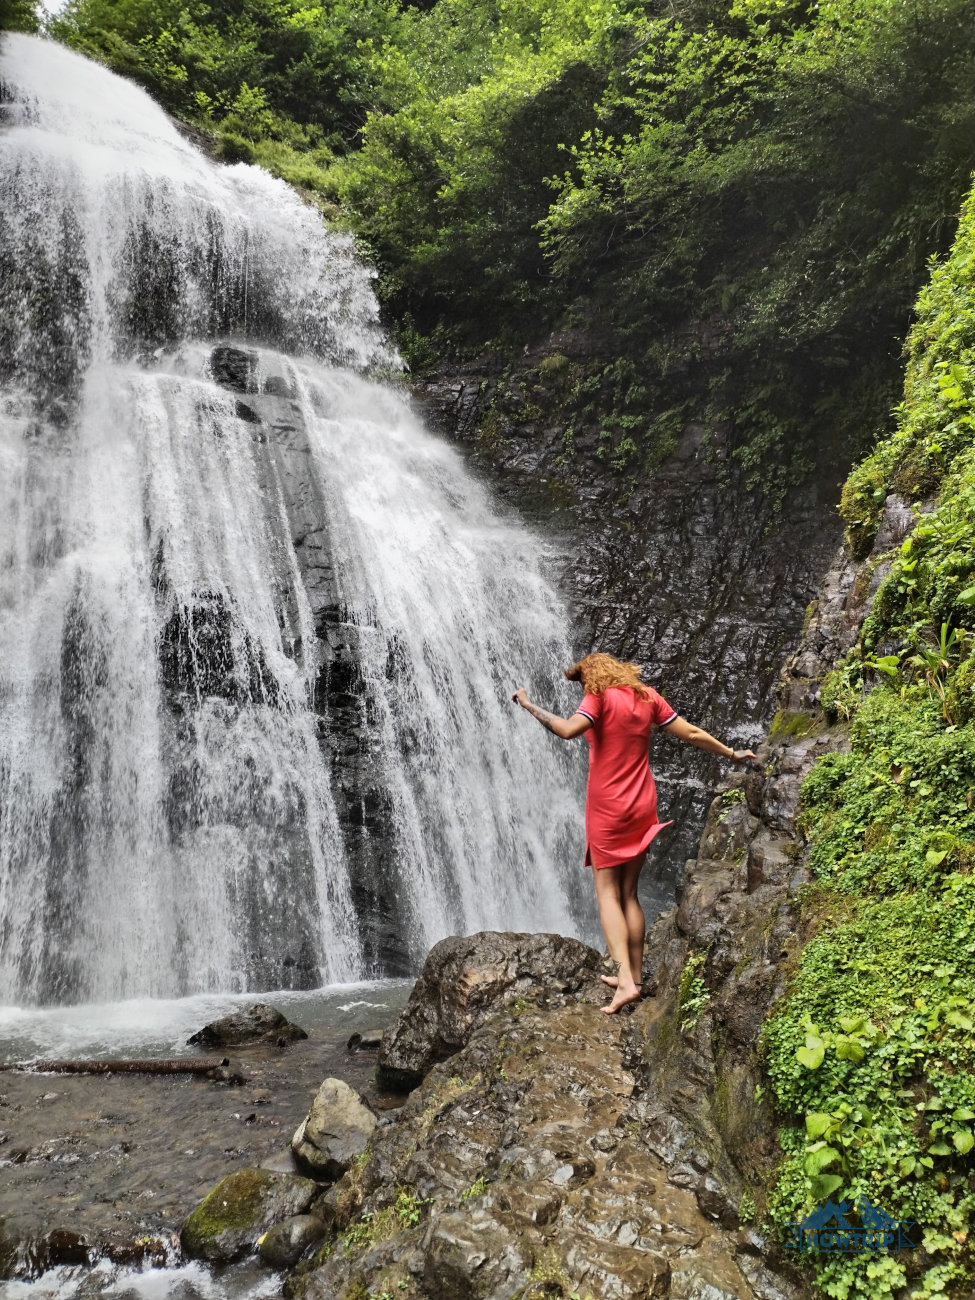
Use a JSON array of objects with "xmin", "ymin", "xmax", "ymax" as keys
[{"xmin": 563, "ymin": 652, "xmax": 651, "ymax": 698}]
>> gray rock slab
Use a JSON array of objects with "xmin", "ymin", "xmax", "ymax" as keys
[{"xmin": 291, "ymin": 1077, "xmax": 377, "ymax": 1181}]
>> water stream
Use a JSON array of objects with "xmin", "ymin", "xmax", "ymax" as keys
[{"xmin": 0, "ymin": 33, "xmax": 589, "ymax": 1009}]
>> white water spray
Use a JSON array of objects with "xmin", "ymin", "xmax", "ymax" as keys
[{"xmin": 0, "ymin": 34, "xmax": 585, "ymax": 1006}]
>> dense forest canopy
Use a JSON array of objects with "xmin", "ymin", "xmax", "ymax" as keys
[{"xmin": 33, "ymin": 0, "xmax": 975, "ymax": 491}]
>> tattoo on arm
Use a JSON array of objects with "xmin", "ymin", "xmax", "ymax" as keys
[{"xmin": 525, "ymin": 702, "xmax": 562, "ymax": 735}]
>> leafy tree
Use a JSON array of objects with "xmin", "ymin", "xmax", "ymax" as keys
[{"xmin": 1, "ymin": 0, "xmax": 40, "ymax": 31}]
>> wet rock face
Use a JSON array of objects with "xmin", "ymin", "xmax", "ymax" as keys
[
  {"xmin": 417, "ymin": 348, "xmax": 845, "ymax": 920},
  {"xmin": 377, "ymin": 930, "xmax": 601, "ymax": 1091},
  {"xmin": 181, "ymin": 1168, "xmax": 318, "ymax": 1264},
  {"xmin": 287, "ymin": 949, "xmax": 800, "ymax": 1300},
  {"xmin": 291, "ymin": 1078, "xmax": 377, "ymax": 1181},
  {"xmin": 188, "ymin": 1002, "xmax": 308, "ymax": 1048}
]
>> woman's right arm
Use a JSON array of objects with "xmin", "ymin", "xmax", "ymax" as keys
[
  {"xmin": 511, "ymin": 688, "xmax": 593, "ymax": 740},
  {"xmin": 660, "ymin": 716, "xmax": 756, "ymax": 762}
]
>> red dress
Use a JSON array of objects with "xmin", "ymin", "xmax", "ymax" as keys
[{"xmin": 575, "ymin": 685, "xmax": 677, "ymax": 869}]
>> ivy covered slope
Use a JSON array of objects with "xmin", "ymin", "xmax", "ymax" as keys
[
  {"xmin": 42, "ymin": 0, "xmax": 975, "ymax": 489},
  {"xmin": 763, "ymin": 186, "xmax": 975, "ymax": 1300}
]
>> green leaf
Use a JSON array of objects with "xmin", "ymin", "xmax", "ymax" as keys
[
  {"xmin": 835, "ymin": 1038, "xmax": 865, "ymax": 1063},
  {"xmin": 805, "ymin": 1112, "xmax": 833, "ymax": 1139},
  {"xmin": 805, "ymin": 1145, "xmax": 841, "ymax": 1175},
  {"xmin": 809, "ymin": 1174, "xmax": 844, "ymax": 1200},
  {"xmin": 898, "ymin": 1156, "xmax": 917, "ymax": 1176},
  {"xmin": 928, "ymin": 1141, "xmax": 952, "ymax": 1156},
  {"xmin": 952, "ymin": 1107, "xmax": 975, "ymax": 1122},
  {"xmin": 952, "ymin": 1130, "xmax": 974, "ymax": 1155},
  {"xmin": 797, "ymin": 1045, "xmax": 825, "ymax": 1070},
  {"xmin": 926, "ymin": 848, "xmax": 950, "ymax": 866},
  {"xmin": 957, "ymin": 587, "xmax": 975, "ymax": 606},
  {"xmin": 838, "ymin": 1015, "xmax": 866, "ymax": 1035}
]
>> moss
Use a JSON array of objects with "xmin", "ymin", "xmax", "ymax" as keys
[
  {"xmin": 768, "ymin": 709, "xmax": 820, "ymax": 741},
  {"xmin": 839, "ymin": 455, "xmax": 891, "ymax": 557},
  {"xmin": 182, "ymin": 1169, "xmax": 273, "ymax": 1247}
]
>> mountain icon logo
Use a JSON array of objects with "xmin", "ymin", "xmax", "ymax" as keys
[{"xmin": 786, "ymin": 1195, "xmax": 917, "ymax": 1255}]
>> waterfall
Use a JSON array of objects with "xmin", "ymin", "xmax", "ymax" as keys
[{"xmin": 0, "ymin": 34, "xmax": 585, "ymax": 1007}]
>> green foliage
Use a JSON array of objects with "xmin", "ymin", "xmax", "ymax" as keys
[
  {"xmin": 50, "ymin": 0, "xmax": 975, "ymax": 487},
  {"xmin": 764, "ymin": 882, "xmax": 975, "ymax": 1298},
  {"xmin": 765, "ymin": 180, "xmax": 975, "ymax": 1300},
  {"xmin": 339, "ymin": 1189, "xmax": 431, "ymax": 1259},
  {"xmin": 537, "ymin": 0, "xmax": 975, "ymax": 485},
  {"xmin": 678, "ymin": 949, "xmax": 710, "ymax": 1031},
  {"xmin": 50, "ymin": 0, "xmax": 401, "ymax": 193},
  {"xmin": 839, "ymin": 185, "xmax": 975, "ymax": 553},
  {"xmin": 0, "ymin": 0, "xmax": 39, "ymax": 32}
]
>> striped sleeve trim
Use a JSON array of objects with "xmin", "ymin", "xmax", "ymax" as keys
[
  {"xmin": 576, "ymin": 709, "xmax": 597, "ymax": 723},
  {"xmin": 659, "ymin": 711, "xmax": 678, "ymax": 726}
]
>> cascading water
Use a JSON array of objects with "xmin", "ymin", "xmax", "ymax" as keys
[{"xmin": 0, "ymin": 33, "xmax": 586, "ymax": 1008}]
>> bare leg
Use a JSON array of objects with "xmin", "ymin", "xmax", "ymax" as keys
[
  {"xmin": 600, "ymin": 854, "xmax": 646, "ymax": 989},
  {"xmin": 621, "ymin": 854, "xmax": 646, "ymax": 986},
  {"xmin": 592, "ymin": 865, "xmax": 641, "ymax": 1013}
]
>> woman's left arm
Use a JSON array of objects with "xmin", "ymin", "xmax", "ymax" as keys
[
  {"xmin": 511, "ymin": 688, "xmax": 593, "ymax": 740},
  {"xmin": 660, "ymin": 715, "xmax": 756, "ymax": 762}
]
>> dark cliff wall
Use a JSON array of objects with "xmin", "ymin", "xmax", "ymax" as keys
[{"xmin": 416, "ymin": 338, "xmax": 844, "ymax": 915}]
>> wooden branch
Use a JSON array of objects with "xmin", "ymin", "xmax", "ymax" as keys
[{"xmin": 0, "ymin": 1056, "xmax": 231, "ymax": 1076}]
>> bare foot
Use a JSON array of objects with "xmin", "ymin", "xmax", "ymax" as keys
[
  {"xmin": 601, "ymin": 983, "xmax": 641, "ymax": 1014},
  {"xmin": 600, "ymin": 973, "xmax": 641, "ymax": 992}
]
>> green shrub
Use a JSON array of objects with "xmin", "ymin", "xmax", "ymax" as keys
[{"xmin": 767, "ymin": 181, "xmax": 975, "ymax": 1300}]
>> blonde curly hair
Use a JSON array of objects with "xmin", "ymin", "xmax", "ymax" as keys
[{"xmin": 563, "ymin": 652, "xmax": 651, "ymax": 698}]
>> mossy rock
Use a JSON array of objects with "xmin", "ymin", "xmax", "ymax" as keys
[{"xmin": 181, "ymin": 1168, "xmax": 318, "ymax": 1263}]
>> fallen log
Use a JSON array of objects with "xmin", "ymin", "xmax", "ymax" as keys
[{"xmin": 0, "ymin": 1056, "xmax": 231, "ymax": 1076}]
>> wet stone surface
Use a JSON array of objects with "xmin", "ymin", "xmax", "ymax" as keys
[{"xmin": 284, "ymin": 921, "xmax": 812, "ymax": 1300}]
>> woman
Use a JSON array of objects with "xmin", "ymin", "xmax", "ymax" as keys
[{"xmin": 512, "ymin": 653, "xmax": 756, "ymax": 1014}]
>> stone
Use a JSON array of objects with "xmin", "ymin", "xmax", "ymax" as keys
[
  {"xmin": 760, "ymin": 772, "xmax": 806, "ymax": 832},
  {"xmin": 745, "ymin": 831, "xmax": 794, "ymax": 892},
  {"xmin": 700, "ymin": 801, "xmax": 759, "ymax": 862},
  {"xmin": 670, "ymin": 1253, "xmax": 751, "ymax": 1300},
  {"xmin": 377, "ymin": 930, "xmax": 600, "ymax": 1090},
  {"xmin": 291, "ymin": 1077, "xmax": 377, "ymax": 1181},
  {"xmin": 43, "ymin": 1228, "xmax": 89, "ymax": 1266},
  {"xmin": 258, "ymin": 1214, "xmax": 326, "ymax": 1268},
  {"xmin": 421, "ymin": 1208, "xmax": 532, "ymax": 1300},
  {"xmin": 181, "ymin": 1168, "xmax": 318, "ymax": 1263},
  {"xmin": 209, "ymin": 345, "xmax": 257, "ymax": 393},
  {"xmin": 188, "ymin": 1003, "xmax": 307, "ymax": 1048},
  {"xmin": 676, "ymin": 862, "xmax": 736, "ymax": 938},
  {"xmin": 347, "ymin": 1030, "xmax": 384, "ymax": 1052}
]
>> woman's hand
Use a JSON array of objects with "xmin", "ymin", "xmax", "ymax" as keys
[
  {"xmin": 511, "ymin": 687, "xmax": 530, "ymax": 708},
  {"xmin": 730, "ymin": 749, "xmax": 758, "ymax": 763}
]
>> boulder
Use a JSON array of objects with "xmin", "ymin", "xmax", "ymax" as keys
[
  {"xmin": 421, "ymin": 1207, "xmax": 533, "ymax": 1300},
  {"xmin": 700, "ymin": 800, "xmax": 760, "ymax": 862},
  {"xmin": 377, "ymin": 930, "xmax": 600, "ymax": 1090},
  {"xmin": 745, "ymin": 831, "xmax": 794, "ymax": 893},
  {"xmin": 258, "ymin": 1214, "xmax": 327, "ymax": 1269},
  {"xmin": 291, "ymin": 1077, "xmax": 377, "ymax": 1181},
  {"xmin": 188, "ymin": 1003, "xmax": 307, "ymax": 1048},
  {"xmin": 181, "ymin": 1168, "xmax": 318, "ymax": 1263},
  {"xmin": 675, "ymin": 861, "xmax": 736, "ymax": 940}
]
